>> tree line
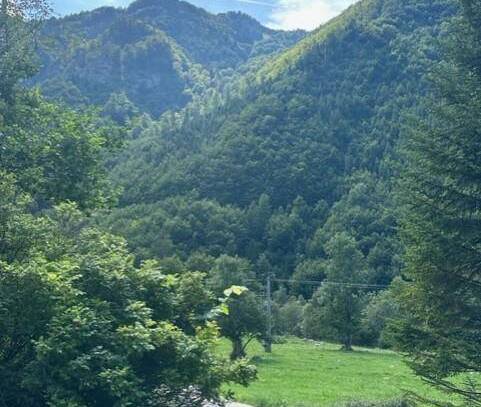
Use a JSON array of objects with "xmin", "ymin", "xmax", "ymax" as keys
[{"xmin": 1, "ymin": 0, "xmax": 481, "ymax": 405}]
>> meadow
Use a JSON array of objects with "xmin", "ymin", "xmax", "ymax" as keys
[{"xmin": 220, "ymin": 339, "xmax": 453, "ymax": 407}]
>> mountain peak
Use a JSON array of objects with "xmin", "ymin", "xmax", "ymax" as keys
[
  {"xmin": 35, "ymin": 0, "xmax": 304, "ymax": 117},
  {"xmin": 127, "ymin": 0, "xmax": 209, "ymax": 15}
]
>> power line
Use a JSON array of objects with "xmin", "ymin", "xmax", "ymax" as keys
[
  {"xmin": 242, "ymin": 275, "xmax": 389, "ymax": 353},
  {"xmin": 245, "ymin": 277, "xmax": 389, "ymax": 290},
  {"xmin": 271, "ymin": 278, "xmax": 389, "ymax": 289}
]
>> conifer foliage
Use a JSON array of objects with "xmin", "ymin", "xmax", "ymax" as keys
[{"xmin": 394, "ymin": 0, "xmax": 481, "ymax": 402}]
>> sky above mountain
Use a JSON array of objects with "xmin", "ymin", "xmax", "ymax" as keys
[{"xmin": 51, "ymin": 0, "xmax": 357, "ymax": 30}]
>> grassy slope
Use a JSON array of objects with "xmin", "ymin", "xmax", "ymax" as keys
[{"xmin": 219, "ymin": 339, "xmax": 454, "ymax": 407}]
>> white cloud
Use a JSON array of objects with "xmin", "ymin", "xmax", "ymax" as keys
[
  {"xmin": 52, "ymin": 0, "xmax": 357, "ymax": 30},
  {"xmin": 267, "ymin": 0, "xmax": 357, "ymax": 31}
]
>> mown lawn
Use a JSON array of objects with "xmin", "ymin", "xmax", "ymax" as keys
[{"xmin": 218, "ymin": 338, "xmax": 454, "ymax": 407}]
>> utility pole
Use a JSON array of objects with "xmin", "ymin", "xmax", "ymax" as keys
[{"xmin": 265, "ymin": 273, "xmax": 272, "ymax": 353}]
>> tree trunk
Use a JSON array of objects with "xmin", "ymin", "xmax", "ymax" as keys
[
  {"xmin": 230, "ymin": 337, "xmax": 246, "ymax": 360},
  {"xmin": 341, "ymin": 334, "xmax": 353, "ymax": 352},
  {"xmin": 341, "ymin": 291, "xmax": 354, "ymax": 352}
]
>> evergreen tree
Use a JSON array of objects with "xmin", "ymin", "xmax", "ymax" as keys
[{"xmin": 393, "ymin": 0, "xmax": 481, "ymax": 402}]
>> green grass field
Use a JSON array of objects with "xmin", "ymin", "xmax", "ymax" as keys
[{"xmin": 219, "ymin": 338, "xmax": 454, "ymax": 407}]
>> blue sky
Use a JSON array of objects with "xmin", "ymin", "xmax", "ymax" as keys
[{"xmin": 51, "ymin": 0, "xmax": 357, "ymax": 30}]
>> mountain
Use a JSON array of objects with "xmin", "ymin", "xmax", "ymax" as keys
[
  {"xmin": 33, "ymin": 0, "xmax": 305, "ymax": 117},
  {"xmin": 103, "ymin": 0, "xmax": 457, "ymax": 282}
]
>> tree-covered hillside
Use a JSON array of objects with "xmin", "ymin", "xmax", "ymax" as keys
[
  {"xmin": 106, "ymin": 0, "xmax": 455, "ymax": 285},
  {"xmin": 4, "ymin": 0, "xmax": 481, "ymax": 404},
  {"xmin": 0, "ymin": 2, "xmax": 255, "ymax": 404},
  {"xmin": 33, "ymin": 0, "xmax": 305, "ymax": 116}
]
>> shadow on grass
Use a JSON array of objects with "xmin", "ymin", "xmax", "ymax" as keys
[{"xmin": 250, "ymin": 354, "xmax": 283, "ymax": 367}]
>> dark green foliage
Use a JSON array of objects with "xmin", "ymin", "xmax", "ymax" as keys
[
  {"xmin": 102, "ymin": 91, "xmax": 140, "ymax": 125},
  {"xmin": 0, "ymin": 1, "xmax": 119, "ymax": 212},
  {"xmin": 0, "ymin": 204, "xmax": 252, "ymax": 406},
  {"xmin": 108, "ymin": 0, "xmax": 455, "ymax": 309},
  {"xmin": 219, "ymin": 291, "xmax": 266, "ymax": 360},
  {"xmin": 303, "ymin": 233, "xmax": 367, "ymax": 350},
  {"xmin": 0, "ymin": 93, "xmax": 119, "ymax": 210},
  {"xmin": 0, "ymin": 5, "xmax": 256, "ymax": 404},
  {"xmin": 0, "ymin": 171, "xmax": 42, "ymax": 262},
  {"xmin": 33, "ymin": 0, "xmax": 304, "ymax": 117},
  {"xmin": 273, "ymin": 296, "xmax": 305, "ymax": 337},
  {"xmin": 116, "ymin": 0, "xmax": 453, "ymax": 207},
  {"xmin": 7, "ymin": 0, "xmax": 480, "ymax": 402},
  {"xmin": 392, "ymin": 0, "xmax": 481, "ymax": 402},
  {"xmin": 318, "ymin": 172, "xmax": 401, "ymax": 286},
  {"xmin": 0, "ymin": 260, "xmax": 56, "ymax": 407},
  {"xmin": 38, "ymin": 16, "xmax": 198, "ymax": 116},
  {"xmin": 208, "ymin": 255, "xmax": 266, "ymax": 360},
  {"xmin": 360, "ymin": 283, "xmax": 402, "ymax": 348},
  {"xmin": 208, "ymin": 255, "xmax": 258, "ymax": 293},
  {"xmin": 0, "ymin": 0, "xmax": 50, "ymax": 102},
  {"xmin": 127, "ymin": 0, "xmax": 286, "ymax": 68},
  {"xmin": 97, "ymin": 197, "xmax": 247, "ymax": 260}
]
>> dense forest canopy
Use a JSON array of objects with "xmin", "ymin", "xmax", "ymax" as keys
[
  {"xmin": 106, "ymin": 0, "xmax": 455, "ymax": 287},
  {"xmin": 32, "ymin": 0, "xmax": 305, "ymax": 116},
  {"xmin": 87, "ymin": 0, "xmax": 460, "ymax": 358},
  {"xmin": 2, "ymin": 0, "xmax": 481, "ymax": 405}
]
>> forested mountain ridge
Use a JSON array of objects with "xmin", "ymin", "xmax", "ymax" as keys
[
  {"xmin": 105, "ymin": 0, "xmax": 456, "ymax": 288},
  {"xmin": 0, "ymin": 0, "xmax": 481, "ymax": 407},
  {"xmin": 3, "ymin": 0, "xmax": 481, "ymax": 404},
  {"xmin": 32, "ymin": 0, "xmax": 305, "ymax": 116}
]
